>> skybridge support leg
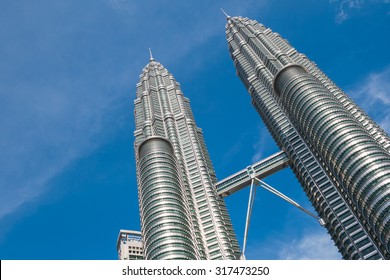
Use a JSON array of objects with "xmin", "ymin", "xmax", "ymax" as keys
[
  {"xmin": 240, "ymin": 177, "xmax": 326, "ymax": 259},
  {"xmin": 242, "ymin": 178, "xmax": 256, "ymax": 259},
  {"xmin": 253, "ymin": 177, "xmax": 326, "ymax": 227}
]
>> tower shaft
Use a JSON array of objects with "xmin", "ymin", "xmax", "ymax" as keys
[
  {"xmin": 226, "ymin": 16, "xmax": 390, "ymax": 259},
  {"xmin": 134, "ymin": 59, "xmax": 240, "ymax": 259}
]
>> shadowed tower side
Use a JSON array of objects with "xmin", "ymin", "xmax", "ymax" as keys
[{"xmin": 133, "ymin": 54, "xmax": 241, "ymax": 259}]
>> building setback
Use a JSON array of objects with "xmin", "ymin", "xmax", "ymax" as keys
[
  {"xmin": 133, "ymin": 54, "xmax": 241, "ymax": 259},
  {"xmin": 225, "ymin": 15, "xmax": 390, "ymax": 259}
]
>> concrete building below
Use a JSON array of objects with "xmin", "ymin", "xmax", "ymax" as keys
[{"xmin": 116, "ymin": 230, "xmax": 143, "ymax": 260}]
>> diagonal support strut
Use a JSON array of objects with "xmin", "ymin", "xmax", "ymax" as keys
[{"xmin": 240, "ymin": 175, "xmax": 326, "ymax": 259}]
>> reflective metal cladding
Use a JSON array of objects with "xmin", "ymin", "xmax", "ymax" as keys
[
  {"xmin": 226, "ymin": 16, "xmax": 390, "ymax": 259},
  {"xmin": 134, "ymin": 59, "xmax": 241, "ymax": 259},
  {"xmin": 132, "ymin": 15, "xmax": 390, "ymax": 260},
  {"xmin": 138, "ymin": 137, "xmax": 197, "ymax": 259}
]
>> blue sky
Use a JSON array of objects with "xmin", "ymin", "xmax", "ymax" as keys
[{"xmin": 0, "ymin": 0, "xmax": 389, "ymax": 260}]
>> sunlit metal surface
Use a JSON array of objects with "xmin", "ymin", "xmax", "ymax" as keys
[
  {"xmin": 216, "ymin": 151, "xmax": 289, "ymax": 197},
  {"xmin": 134, "ymin": 59, "xmax": 240, "ymax": 259},
  {"xmin": 225, "ymin": 16, "xmax": 389, "ymax": 259}
]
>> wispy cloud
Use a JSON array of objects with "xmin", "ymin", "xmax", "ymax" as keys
[
  {"xmin": 247, "ymin": 228, "xmax": 341, "ymax": 260},
  {"xmin": 349, "ymin": 65, "xmax": 390, "ymax": 134},
  {"xmin": 330, "ymin": 0, "xmax": 363, "ymax": 23},
  {"xmin": 379, "ymin": 115, "xmax": 390, "ymax": 134},
  {"xmin": 0, "ymin": 78, "xmax": 124, "ymax": 221},
  {"xmin": 278, "ymin": 230, "xmax": 341, "ymax": 260},
  {"xmin": 108, "ymin": 0, "xmax": 135, "ymax": 12},
  {"xmin": 111, "ymin": 0, "xmax": 269, "ymax": 64},
  {"xmin": 0, "ymin": 0, "xmax": 270, "ymax": 232},
  {"xmin": 0, "ymin": 0, "xmax": 135, "ymax": 224},
  {"xmin": 330, "ymin": 0, "xmax": 390, "ymax": 23},
  {"xmin": 352, "ymin": 66, "xmax": 390, "ymax": 105},
  {"xmin": 251, "ymin": 126, "xmax": 273, "ymax": 163}
]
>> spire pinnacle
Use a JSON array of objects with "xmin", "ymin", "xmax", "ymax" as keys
[
  {"xmin": 220, "ymin": 8, "xmax": 230, "ymax": 19},
  {"xmin": 149, "ymin": 48, "xmax": 154, "ymax": 61}
]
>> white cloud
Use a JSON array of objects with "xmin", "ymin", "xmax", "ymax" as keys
[
  {"xmin": 104, "ymin": 0, "xmax": 269, "ymax": 64},
  {"xmin": 246, "ymin": 228, "xmax": 341, "ymax": 260},
  {"xmin": 330, "ymin": 0, "xmax": 363, "ymax": 23},
  {"xmin": 278, "ymin": 230, "xmax": 341, "ymax": 260},
  {"xmin": 350, "ymin": 65, "xmax": 390, "ymax": 134},
  {"xmin": 330, "ymin": 0, "xmax": 390, "ymax": 23},
  {"xmin": 107, "ymin": 0, "xmax": 136, "ymax": 15},
  {"xmin": 352, "ymin": 66, "xmax": 390, "ymax": 105},
  {"xmin": 0, "ymin": 76, "xmax": 126, "ymax": 221},
  {"xmin": 379, "ymin": 115, "xmax": 390, "ymax": 134},
  {"xmin": 252, "ymin": 126, "xmax": 272, "ymax": 163},
  {"xmin": 0, "ymin": 0, "xmax": 270, "ymax": 229},
  {"xmin": 0, "ymin": 1, "xmax": 134, "ymax": 224}
]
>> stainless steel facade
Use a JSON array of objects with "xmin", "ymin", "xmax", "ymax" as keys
[
  {"xmin": 134, "ymin": 57, "xmax": 240, "ymax": 259},
  {"xmin": 225, "ymin": 16, "xmax": 390, "ymax": 259},
  {"xmin": 138, "ymin": 137, "xmax": 197, "ymax": 259}
]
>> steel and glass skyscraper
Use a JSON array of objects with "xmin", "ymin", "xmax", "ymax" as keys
[
  {"xmin": 133, "ymin": 54, "xmax": 241, "ymax": 260},
  {"xmin": 225, "ymin": 15, "xmax": 390, "ymax": 259}
]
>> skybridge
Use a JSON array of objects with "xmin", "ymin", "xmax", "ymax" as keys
[{"xmin": 215, "ymin": 150, "xmax": 326, "ymax": 258}]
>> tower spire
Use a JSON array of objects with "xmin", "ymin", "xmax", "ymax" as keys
[
  {"xmin": 148, "ymin": 48, "xmax": 154, "ymax": 61},
  {"xmin": 220, "ymin": 8, "xmax": 230, "ymax": 19}
]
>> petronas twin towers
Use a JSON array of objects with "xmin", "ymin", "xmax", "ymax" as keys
[{"xmin": 133, "ymin": 15, "xmax": 390, "ymax": 259}]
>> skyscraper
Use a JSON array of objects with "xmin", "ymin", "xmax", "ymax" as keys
[
  {"xmin": 133, "ymin": 53, "xmax": 241, "ymax": 259},
  {"xmin": 225, "ymin": 15, "xmax": 390, "ymax": 259}
]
